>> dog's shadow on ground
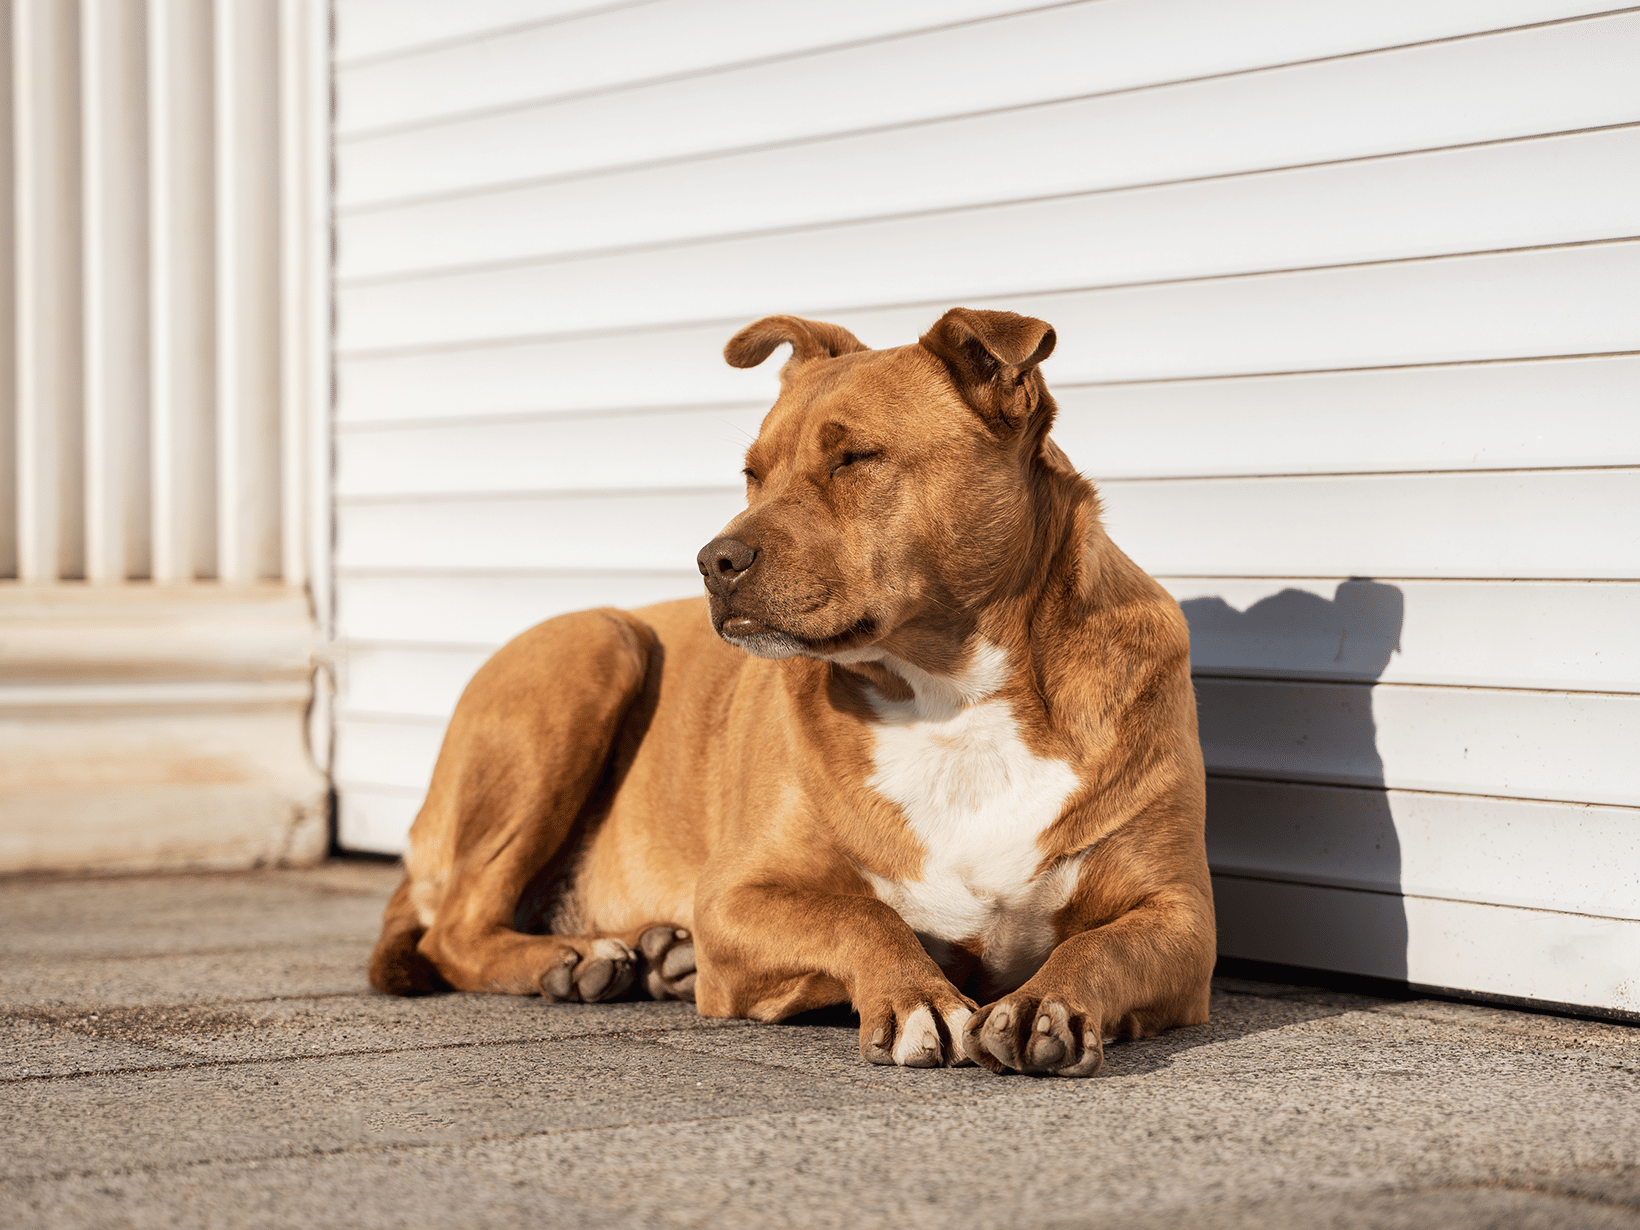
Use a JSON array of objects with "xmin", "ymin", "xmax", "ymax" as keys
[{"xmin": 1098, "ymin": 980, "xmax": 1410, "ymax": 1079}]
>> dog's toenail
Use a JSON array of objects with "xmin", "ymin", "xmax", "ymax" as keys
[{"xmin": 1037, "ymin": 1014, "xmax": 1051, "ymax": 1032}]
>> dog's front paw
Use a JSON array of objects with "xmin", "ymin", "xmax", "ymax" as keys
[
  {"xmin": 962, "ymin": 993, "xmax": 1104, "ymax": 1077},
  {"xmin": 859, "ymin": 988, "xmax": 976, "ymax": 1069},
  {"xmin": 540, "ymin": 937, "xmax": 637, "ymax": 1003},
  {"xmin": 637, "ymin": 925, "xmax": 697, "ymax": 1002}
]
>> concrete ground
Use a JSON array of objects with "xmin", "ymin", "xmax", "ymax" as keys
[{"xmin": 3, "ymin": 862, "xmax": 1638, "ymax": 1230}]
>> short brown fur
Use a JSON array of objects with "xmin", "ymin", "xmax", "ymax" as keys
[{"xmin": 370, "ymin": 308, "xmax": 1215, "ymax": 1076}]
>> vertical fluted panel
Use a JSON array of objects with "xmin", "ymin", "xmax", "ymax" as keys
[
  {"xmin": 214, "ymin": 0, "xmax": 283, "ymax": 584},
  {"xmin": 279, "ymin": 0, "xmax": 329, "ymax": 608},
  {"xmin": 14, "ymin": 0, "xmax": 83, "ymax": 581},
  {"xmin": 6, "ymin": 0, "xmax": 327, "ymax": 588},
  {"xmin": 0, "ymin": 1, "xmax": 15, "ymax": 579},
  {"xmin": 82, "ymin": 0, "xmax": 150, "ymax": 582},
  {"xmin": 147, "ymin": 0, "xmax": 216, "ymax": 581}
]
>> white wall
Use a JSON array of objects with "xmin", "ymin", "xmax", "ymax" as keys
[
  {"xmin": 331, "ymin": 0, "xmax": 1640, "ymax": 1015},
  {"xmin": 0, "ymin": 0, "xmax": 332, "ymax": 873}
]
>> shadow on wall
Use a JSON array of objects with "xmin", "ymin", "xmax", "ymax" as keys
[{"xmin": 1180, "ymin": 580, "xmax": 1408, "ymax": 981}]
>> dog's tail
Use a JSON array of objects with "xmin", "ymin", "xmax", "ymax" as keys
[{"xmin": 368, "ymin": 874, "xmax": 446, "ymax": 996}]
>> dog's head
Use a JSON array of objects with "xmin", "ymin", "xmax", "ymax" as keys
[{"xmin": 697, "ymin": 307, "xmax": 1061, "ymax": 663}]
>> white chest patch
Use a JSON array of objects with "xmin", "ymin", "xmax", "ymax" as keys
[{"xmin": 847, "ymin": 641, "xmax": 1084, "ymax": 988}]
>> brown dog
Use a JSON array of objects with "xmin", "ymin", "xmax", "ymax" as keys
[{"xmin": 369, "ymin": 308, "xmax": 1214, "ymax": 1076}]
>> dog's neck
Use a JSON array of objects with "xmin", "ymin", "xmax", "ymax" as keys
[{"xmin": 831, "ymin": 449, "xmax": 1121, "ymax": 716}]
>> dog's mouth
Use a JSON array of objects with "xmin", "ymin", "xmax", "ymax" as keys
[{"xmin": 718, "ymin": 613, "xmax": 879, "ymax": 660}]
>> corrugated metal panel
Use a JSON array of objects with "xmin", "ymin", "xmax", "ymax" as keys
[{"xmin": 330, "ymin": 0, "xmax": 1640, "ymax": 1014}]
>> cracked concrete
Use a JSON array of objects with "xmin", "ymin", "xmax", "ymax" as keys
[{"xmin": 3, "ymin": 862, "xmax": 1638, "ymax": 1229}]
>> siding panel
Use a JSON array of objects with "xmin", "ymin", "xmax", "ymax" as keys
[
  {"xmin": 334, "ymin": 575, "xmax": 1640, "ymax": 697},
  {"xmin": 340, "ymin": 123, "xmax": 1640, "ymax": 285},
  {"xmin": 1059, "ymin": 357, "xmax": 1640, "ymax": 480},
  {"xmin": 336, "ymin": 490, "xmax": 743, "ymax": 572},
  {"xmin": 1213, "ymin": 876, "xmax": 1640, "ymax": 1015},
  {"xmin": 335, "ymin": 0, "xmax": 625, "ymax": 63},
  {"xmin": 335, "ymin": 471, "xmax": 1640, "ymax": 580},
  {"xmin": 335, "ymin": 355, "xmax": 1640, "ymax": 496},
  {"xmin": 1205, "ymin": 779, "xmax": 1640, "ymax": 921},
  {"xmin": 335, "ymin": 571, "xmax": 699, "ymax": 645},
  {"xmin": 1197, "ymin": 679, "xmax": 1640, "ymax": 807},
  {"xmin": 1099, "ymin": 468, "xmax": 1640, "ymax": 581},
  {"xmin": 342, "ymin": 243, "xmax": 1640, "ymax": 385},
  {"xmin": 1162, "ymin": 578, "xmax": 1640, "ymax": 694},
  {"xmin": 340, "ymin": 128, "xmax": 1640, "ymax": 343},
  {"xmin": 334, "ymin": 783, "xmax": 421, "ymax": 854},
  {"xmin": 335, "ymin": 405, "xmax": 765, "ymax": 497},
  {"xmin": 332, "ymin": 713, "xmax": 443, "ymax": 791},
  {"xmin": 336, "ymin": 8, "xmax": 1640, "ymax": 208},
  {"xmin": 338, "ymin": 0, "xmax": 1042, "ymax": 134},
  {"xmin": 330, "ymin": 0, "xmax": 1640, "ymax": 1012}
]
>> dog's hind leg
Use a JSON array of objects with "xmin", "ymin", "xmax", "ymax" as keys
[
  {"xmin": 368, "ymin": 874, "xmax": 446, "ymax": 995},
  {"xmin": 387, "ymin": 608, "xmax": 659, "ymax": 999}
]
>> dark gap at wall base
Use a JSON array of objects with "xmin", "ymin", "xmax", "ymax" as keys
[
  {"xmin": 1215, "ymin": 956, "xmax": 1640, "ymax": 1027},
  {"xmin": 329, "ymin": 846, "xmax": 402, "ymax": 865}
]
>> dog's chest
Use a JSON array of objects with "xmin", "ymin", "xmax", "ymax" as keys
[{"xmin": 855, "ymin": 648, "xmax": 1083, "ymax": 984}]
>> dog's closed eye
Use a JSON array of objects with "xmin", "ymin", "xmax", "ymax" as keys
[{"xmin": 833, "ymin": 450, "xmax": 882, "ymax": 476}]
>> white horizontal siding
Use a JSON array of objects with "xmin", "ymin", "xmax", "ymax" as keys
[
  {"xmin": 333, "ymin": 713, "xmax": 443, "ymax": 792},
  {"xmin": 335, "ymin": 571, "xmax": 698, "ymax": 645},
  {"xmin": 336, "ymin": 469, "xmax": 1640, "ymax": 580},
  {"xmin": 335, "ymin": 355, "xmax": 1640, "ymax": 497},
  {"xmin": 334, "ymin": 783, "xmax": 421, "ymax": 854},
  {"xmin": 337, "ymin": 489, "xmax": 741, "ymax": 573},
  {"xmin": 338, "ymin": 328, "xmax": 772, "ymax": 425},
  {"xmin": 336, "ymin": 6, "xmax": 1640, "ymax": 208},
  {"xmin": 341, "ymin": 124, "xmax": 1640, "ymax": 296},
  {"xmin": 335, "ymin": 0, "xmax": 626, "ymax": 63},
  {"xmin": 1205, "ymin": 779, "xmax": 1640, "ymax": 923},
  {"xmin": 338, "ymin": 24, "xmax": 1640, "ymax": 277},
  {"xmin": 341, "ymin": 242, "xmax": 1640, "ymax": 392},
  {"xmin": 330, "ymin": 0, "xmax": 1640, "ymax": 1013},
  {"xmin": 333, "ymin": 646, "xmax": 1640, "ymax": 806},
  {"xmin": 1056, "ymin": 357, "xmax": 1640, "ymax": 479},
  {"xmin": 335, "ymin": 575, "xmax": 1640, "ymax": 696},
  {"xmin": 335, "ymin": 405, "xmax": 765, "ymax": 497},
  {"xmin": 1197, "ymin": 679, "xmax": 1640, "ymax": 807},
  {"xmin": 1214, "ymin": 876, "xmax": 1640, "ymax": 1014},
  {"xmin": 342, "ymin": 184, "xmax": 1640, "ymax": 353},
  {"xmin": 1099, "ymin": 469, "xmax": 1640, "ymax": 581},
  {"xmin": 1162, "ymin": 579, "xmax": 1640, "ymax": 694},
  {"xmin": 338, "ymin": 0, "xmax": 1042, "ymax": 133},
  {"xmin": 340, "ymin": 644, "xmax": 491, "ymax": 717}
]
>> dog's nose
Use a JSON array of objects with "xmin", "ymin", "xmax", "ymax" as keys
[{"xmin": 697, "ymin": 537, "xmax": 757, "ymax": 594}]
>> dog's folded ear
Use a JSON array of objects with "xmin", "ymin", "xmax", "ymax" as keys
[
  {"xmin": 919, "ymin": 308, "xmax": 1056, "ymax": 433},
  {"xmin": 724, "ymin": 315, "xmax": 869, "ymax": 373}
]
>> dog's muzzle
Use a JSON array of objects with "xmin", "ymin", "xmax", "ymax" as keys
[{"xmin": 697, "ymin": 536, "xmax": 757, "ymax": 598}]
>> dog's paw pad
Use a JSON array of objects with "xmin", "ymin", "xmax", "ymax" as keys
[
  {"xmin": 539, "ymin": 938, "xmax": 637, "ymax": 1003},
  {"xmin": 576, "ymin": 939, "xmax": 637, "ymax": 1002},
  {"xmin": 541, "ymin": 950, "xmax": 580, "ymax": 1001},
  {"xmin": 860, "ymin": 993, "xmax": 975, "ymax": 1068},
  {"xmin": 964, "ymin": 994, "xmax": 1103, "ymax": 1077},
  {"xmin": 638, "ymin": 925, "xmax": 696, "ymax": 1002},
  {"xmin": 891, "ymin": 1006, "xmax": 944, "ymax": 1068}
]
